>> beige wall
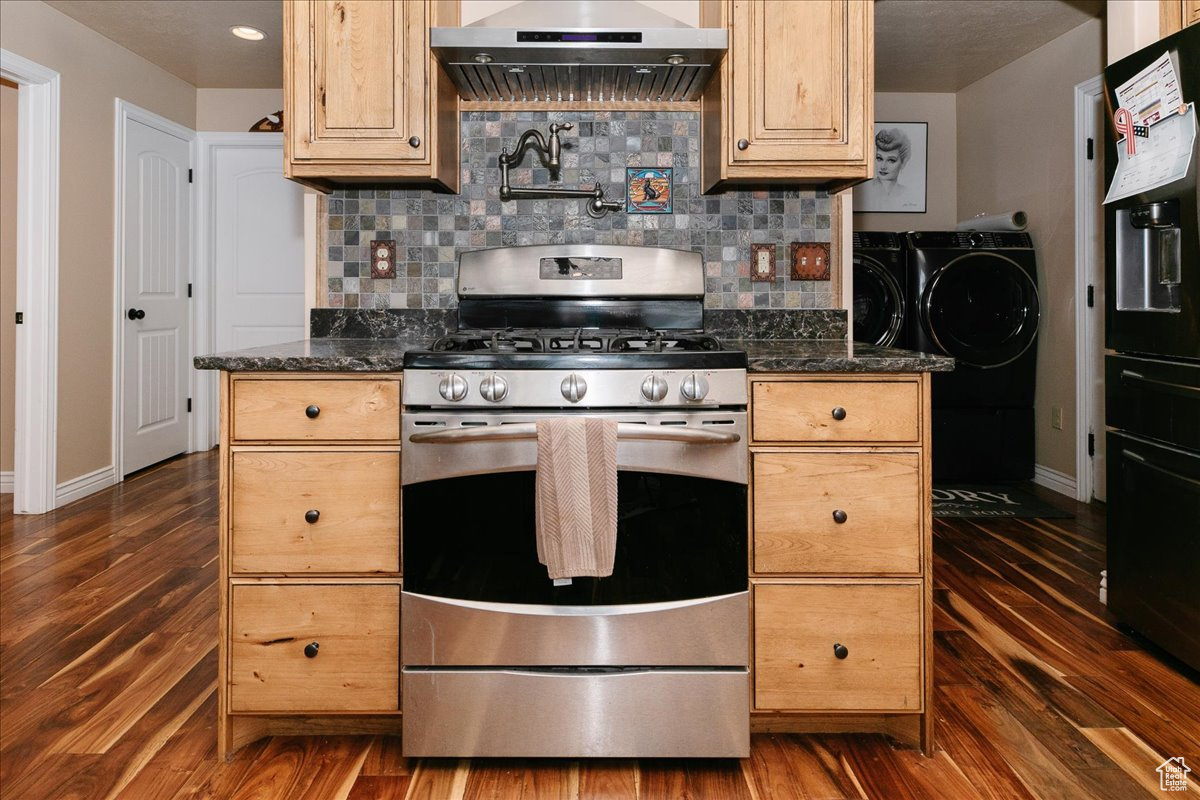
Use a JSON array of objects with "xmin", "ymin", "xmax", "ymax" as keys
[
  {"xmin": 956, "ymin": 18, "xmax": 1103, "ymax": 479},
  {"xmin": 1106, "ymin": 0, "xmax": 1161, "ymax": 63},
  {"xmin": 1, "ymin": 83, "xmax": 16, "ymax": 476},
  {"xmin": 854, "ymin": 92, "xmax": 957, "ymax": 231},
  {"xmin": 460, "ymin": 0, "xmax": 698, "ymax": 26},
  {"xmin": 197, "ymin": 89, "xmax": 284, "ymax": 131},
  {"xmin": 0, "ymin": 0, "xmax": 196, "ymax": 483}
]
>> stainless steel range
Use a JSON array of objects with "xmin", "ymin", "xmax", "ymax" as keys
[{"xmin": 400, "ymin": 244, "xmax": 749, "ymax": 758}]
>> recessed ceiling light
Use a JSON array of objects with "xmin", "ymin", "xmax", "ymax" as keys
[{"xmin": 230, "ymin": 25, "xmax": 265, "ymax": 41}]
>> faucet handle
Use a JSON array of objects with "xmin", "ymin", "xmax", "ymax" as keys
[{"xmin": 549, "ymin": 122, "xmax": 574, "ymax": 135}]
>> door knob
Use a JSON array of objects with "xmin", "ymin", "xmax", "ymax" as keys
[
  {"xmin": 833, "ymin": 643, "xmax": 849, "ymax": 659},
  {"xmin": 305, "ymin": 509, "xmax": 320, "ymax": 524},
  {"xmin": 408, "ymin": 136, "xmax": 421, "ymax": 148},
  {"xmin": 304, "ymin": 642, "xmax": 320, "ymax": 658},
  {"xmin": 127, "ymin": 308, "xmax": 146, "ymax": 320},
  {"xmin": 305, "ymin": 404, "xmax": 321, "ymax": 419},
  {"xmin": 737, "ymin": 138, "xmax": 750, "ymax": 151},
  {"xmin": 831, "ymin": 406, "xmax": 847, "ymax": 421}
]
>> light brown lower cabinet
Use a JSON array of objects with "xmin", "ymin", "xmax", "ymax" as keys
[
  {"xmin": 218, "ymin": 373, "xmax": 403, "ymax": 758},
  {"xmin": 230, "ymin": 583, "xmax": 400, "ymax": 712},
  {"xmin": 753, "ymin": 582, "xmax": 922, "ymax": 711},
  {"xmin": 749, "ymin": 374, "xmax": 933, "ymax": 753}
]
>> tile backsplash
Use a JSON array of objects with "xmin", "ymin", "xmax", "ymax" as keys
[{"xmin": 324, "ymin": 111, "xmax": 833, "ymax": 310}]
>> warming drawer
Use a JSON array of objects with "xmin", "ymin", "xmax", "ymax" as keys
[{"xmin": 402, "ymin": 667, "xmax": 749, "ymax": 757}]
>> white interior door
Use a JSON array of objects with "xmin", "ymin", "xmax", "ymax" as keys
[
  {"xmin": 213, "ymin": 143, "xmax": 305, "ymax": 353},
  {"xmin": 122, "ymin": 117, "xmax": 191, "ymax": 476}
]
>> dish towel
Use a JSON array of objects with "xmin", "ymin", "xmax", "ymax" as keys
[{"xmin": 535, "ymin": 417, "xmax": 619, "ymax": 580}]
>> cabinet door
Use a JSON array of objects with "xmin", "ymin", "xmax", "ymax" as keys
[
  {"xmin": 754, "ymin": 583, "xmax": 922, "ymax": 711},
  {"xmin": 230, "ymin": 584, "xmax": 400, "ymax": 712},
  {"xmin": 753, "ymin": 452, "xmax": 921, "ymax": 574},
  {"xmin": 729, "ymin": 0, "xmax": 870, "ymax": 166},
  {"xmin": 289, "ymin": 0, "xmax": 427, "ymax": 162},
  {"xmin": 1187, "ymin": 0, "xmax": 1200, "ymax": 26}
]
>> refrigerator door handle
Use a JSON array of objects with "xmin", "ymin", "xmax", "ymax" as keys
[
  {"xmin": 1120, "ymin": 369, "xmax": 1200, "ymax": 400},
  {"xmin": 1121, "ymin": 448, "xmax": 1200, "ymax": 489}
]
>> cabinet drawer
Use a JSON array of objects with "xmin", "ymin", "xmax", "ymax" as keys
[
  {"xmin": 751, "ymin": 380, "xmax": 919, "ymax": 443},
  {"xmin": 754, "ymin": 583, "xmax": 922, "ymax": 711},
  {"xmin": 753, "ymin": 452, "xmax": 920, "ymax": 574},
  {"xmin": 231, "ymin": 452, "xmax": 400, "ymax": 574},
  {"xmin": 230, "ymin": 584, "xmax": 399, "ymax": 712},
  {"xmin": 232, "ymin": 378, "xmax": 400, "ymax": 442}
]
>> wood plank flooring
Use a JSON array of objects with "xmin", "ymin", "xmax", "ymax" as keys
[{"xmin": 2, "ymin": 452, "xmax": 1197, "ymax": 799}]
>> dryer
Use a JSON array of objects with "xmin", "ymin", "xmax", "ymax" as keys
[
  {"xmin": 851, "ymin": 232, "xmax": 908, "ymax": 347},
  {"xmin": 906, "ymin": 231, "xmax": 1041, "ymax": 481}
]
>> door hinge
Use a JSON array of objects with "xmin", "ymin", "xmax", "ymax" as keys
[
  {"xmin": 188, "ymin": 168, "xmax": 193, "ymax": 183},
  {"xmin": 1088, "ymin": 432, "xmax": 1095, "ymax": 457},
  {"xmin": 14, "ymin": 312, "xmax": 22, "ymax": 324},
  {"xmin": 1086, "ymin": 138, "xmax": 1094, "ymax": 160},
  {"xmin": 1087, "ymin": 284, "xmax": 1094, "ymax": 307},
  {"xmin": 187, "ymin": 398, "xmax": 192, "ymax": 413},
  {"xmin": 187, "ymin": 283, "xmax": 192, "ymax": 298}
]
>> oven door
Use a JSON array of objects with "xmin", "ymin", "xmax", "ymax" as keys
[
  {"xmin": 401, "ymin": 409, "xmax": 747, "ymax": 607},
  {"xmin": 401, "ymin": 409, "xmax": 748, "ymax": 660}
]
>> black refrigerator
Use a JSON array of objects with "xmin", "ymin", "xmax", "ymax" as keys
[{"xmin": 1103, "ymin": 24, "xmax": 1200, "ymax": 672}]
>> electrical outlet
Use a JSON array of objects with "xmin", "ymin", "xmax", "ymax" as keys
[
  {"xmin": 1051, "ymin": 406, "xmax": 1063, "ymax": 430},
  {"xmin": 750, "ymin": 244, "xmax": 775, "ymax": 282},
  {"xmin": 370, "ymin": 240, "xmax": 397, "ymax": 279},
  {"xmin": 790, "ymin": 242, "xmax": 831, "ymax": 280}
]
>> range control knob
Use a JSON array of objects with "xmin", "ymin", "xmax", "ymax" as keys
[
  {"xmin": 561, "ymin": 373, "xmax": 588, "ymax": 403},
  {"xmin": 479, "ymin": 373, "xmax": 509, "ymax": 403},
  {"xmin": 680, "ymin": 372, "xmax": 710, "ymax": 402},
  {"xmin": 438, "ymin": 373, "xmax": 468, "ymax": 402},
  {"xmin": 641, "ymin": 374, "xmax": 668, "ymax": 402}
]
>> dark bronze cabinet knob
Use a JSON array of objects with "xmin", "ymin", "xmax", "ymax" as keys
[
  {"xmin": 408, "ymin": 135, "xmax": 421, "ymax": 148},
  {"xmin": 831, "ymin": 406, "xmax": 847, "ymax": 421},
  {"xmin": 305, "ymin": 404, "xmax": 320, "ymax": 419},
  {"xmin": 832, "ymin": 509, "xmax": 848, "ymax": 524},
  {"xmin": 127, "ymin": 308, "xmax": 146, "ymax": 320},
  {"xmin": 305, "ymin": 509, "xmax": 320, "ymax": 524},
  {"xmin": 737, "ymin": 138, "xmax": 750, "ymax": 150},
  {"xmin": 304, "ymin": 642, "xmax": 320, "ymax": 658},
  {"xmin": 833, "ymin": 643, "xmax": 848, "ymax": 659}
]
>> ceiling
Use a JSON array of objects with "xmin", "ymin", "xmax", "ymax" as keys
[
  {"xmin": 43, "ymin": 0, "xmax": 282, "ymax": 89},
  {"xmin": 42, "ymin": 0, "xmax": 1104, "ymax": 92},
  {"xmin": 874, "ymin": 0, "xmax": 1105, "ymax": 92}
]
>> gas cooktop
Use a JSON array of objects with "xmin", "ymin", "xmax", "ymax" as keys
[{"xmin": 404, "ymin": 328, "xmax": 746, "ymax": 370}]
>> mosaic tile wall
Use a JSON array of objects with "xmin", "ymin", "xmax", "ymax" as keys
[{"xmin": 324, "ymin": 111, "xmax": 833, "ymax": 310}]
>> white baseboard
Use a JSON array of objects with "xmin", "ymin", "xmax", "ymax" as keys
[
  {"xmin": 1033, "ymin": 464, "xmax": 1077, "ymax": 499},
  {"xmin": 0, "ymin": 471, "xmax": 12, "ymax": 493},
  {"xmin": 55, "ymin": 464, "xmax": 117, "ymax": 507}
]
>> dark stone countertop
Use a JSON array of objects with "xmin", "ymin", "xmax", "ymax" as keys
[
  {"xmin": 737, "ymin": 339, "xmax": 954, "ymax": 373},
  {"xmin": 193, "ymin": 337, "xmax": 425, "ymax": 372},
  {"xmin": 194, "ymin": 336, "xmax": 953, "ymax": 373}
]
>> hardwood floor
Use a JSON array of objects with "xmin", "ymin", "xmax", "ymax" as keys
[{"xmin": 2, "ymin": 452, "xmax": 1197, "ymax": 799}]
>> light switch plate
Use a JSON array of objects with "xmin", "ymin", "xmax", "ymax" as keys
[
  {"xmin": 790, "ymin": 242, "xmax": 830, "ymax": 281},
  {"xmin": 370, "ymin": 240, "xmax": 397, "ymax": 279},
  {"xmin": 750, "ymin": 244, "xmax": 775, "ymax": 282}
]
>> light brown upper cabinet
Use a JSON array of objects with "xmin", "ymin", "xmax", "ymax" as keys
[
  {"xmin": 1187, "ymin": 0, "xmax": 1200, "ymax": 26},
  {"xmin": 283, "ymin": 0, "xmax": 459, "ymax": 192},
  {"xmin": 700, "ymin": 0, "xmax": 873, "ymax": 193}
]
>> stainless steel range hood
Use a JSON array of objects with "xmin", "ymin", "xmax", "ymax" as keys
[{"xmin": 431, "ymin": 1, "xmax": 727, "ymax": 103}]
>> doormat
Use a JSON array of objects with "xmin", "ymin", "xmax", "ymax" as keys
[{"xmin": 933, "ymin": 485, "xmax": 1074, "ymax": 518}]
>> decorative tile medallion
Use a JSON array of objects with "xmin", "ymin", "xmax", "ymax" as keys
[{"xmin": 626, "ymin": 167, "xmax": 673, "ymax": 214}]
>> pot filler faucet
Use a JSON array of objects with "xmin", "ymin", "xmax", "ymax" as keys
[{"xmin": 498, "ymin": 122, "xmax": 624, "ymax": 219}]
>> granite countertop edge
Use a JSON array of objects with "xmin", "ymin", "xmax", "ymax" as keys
[{"xmin": 194, "ymin": 338, "xmax": 954, "ymax": 374}]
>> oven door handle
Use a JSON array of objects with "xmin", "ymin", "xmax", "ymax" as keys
[{"xmin": 408, "ymin": 422, "xmax": 741, "ymax": 445}]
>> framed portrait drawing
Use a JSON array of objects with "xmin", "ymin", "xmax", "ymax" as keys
[{"xmin": 853, "ymin": 121, "xmax": 928, "ymax": 213}]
